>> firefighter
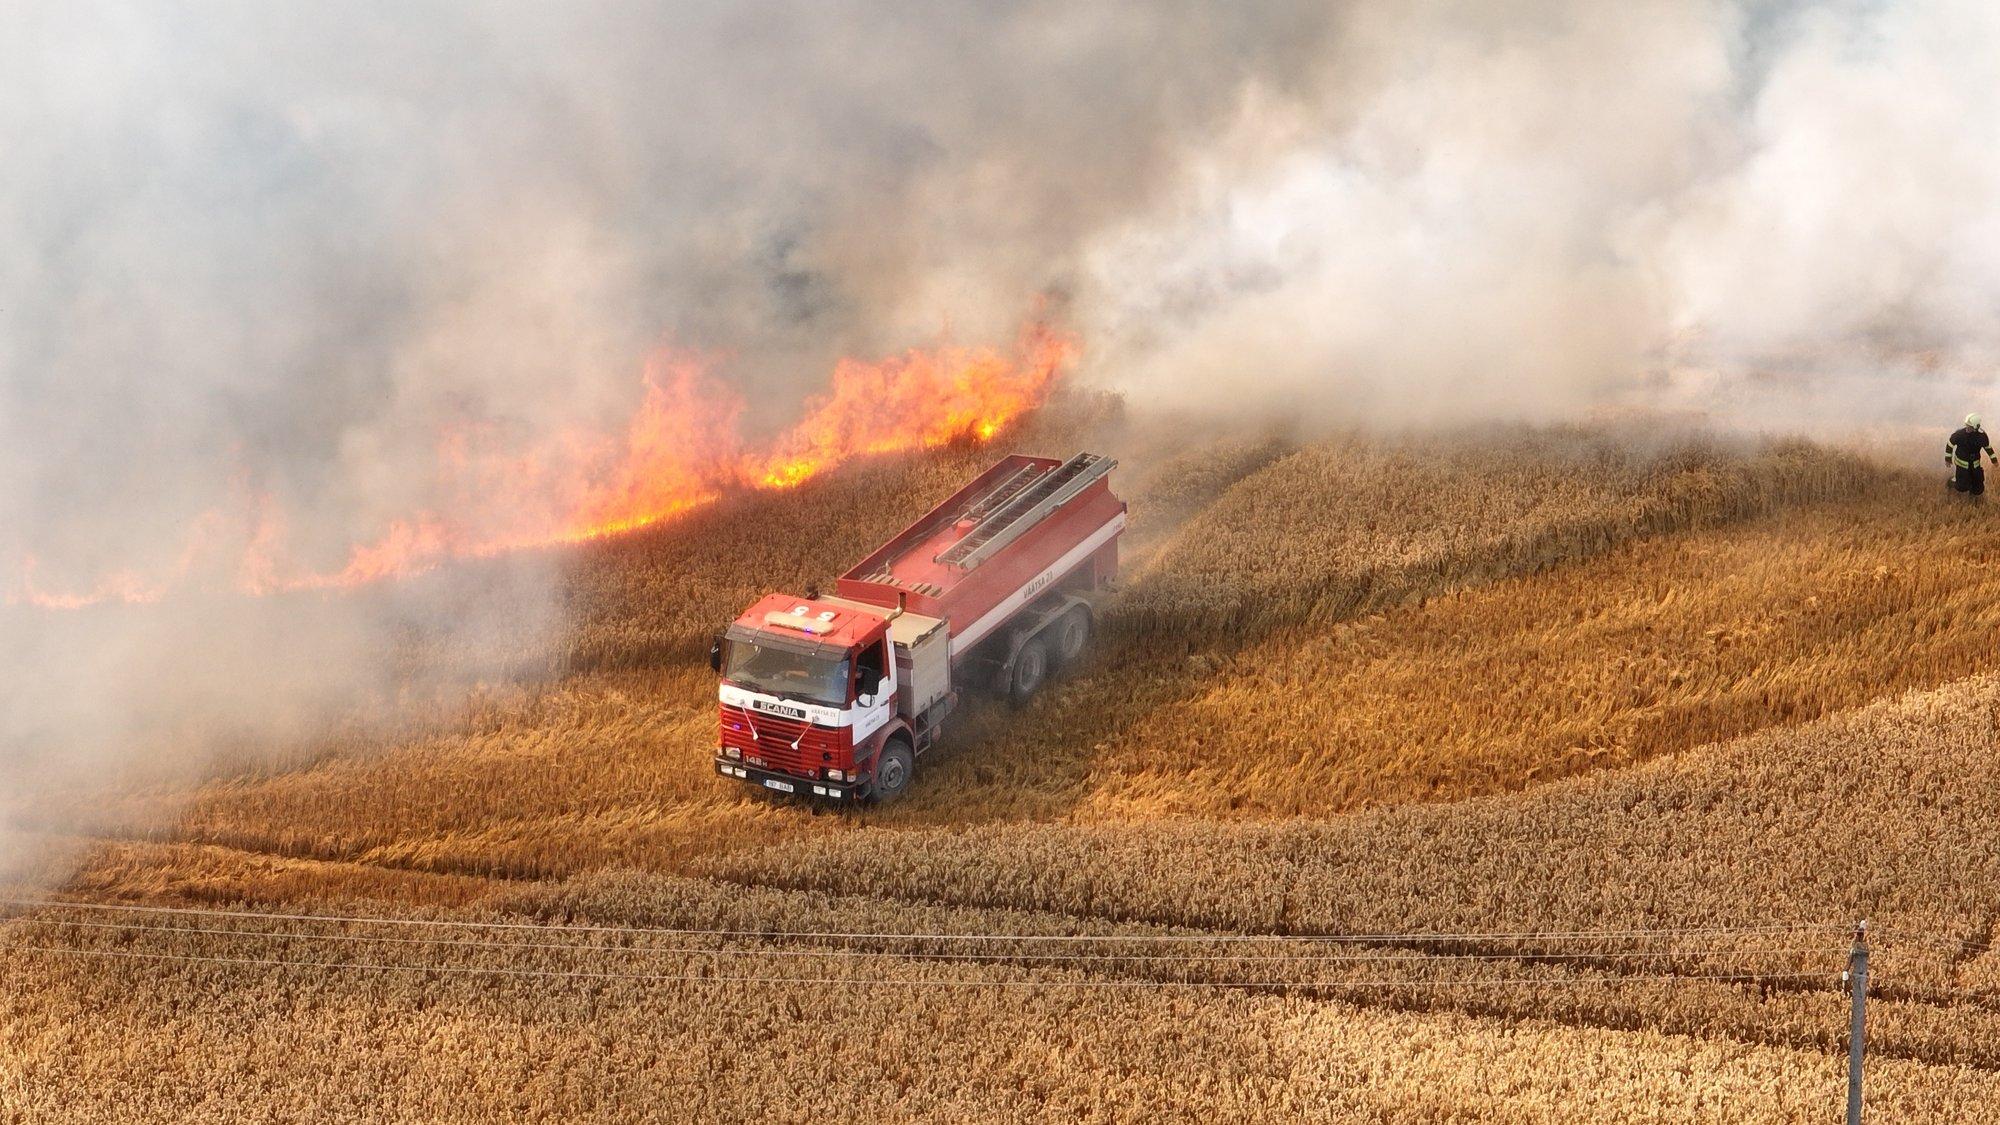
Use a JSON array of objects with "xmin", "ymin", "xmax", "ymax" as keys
[{"xmin": 1947, "ymin": 413, "xmax": 1998, "ymax": 496}]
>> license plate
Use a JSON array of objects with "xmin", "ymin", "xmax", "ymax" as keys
[{"xmin": 762, "ymin": 779, "xmax": 795, "ymax": 793}]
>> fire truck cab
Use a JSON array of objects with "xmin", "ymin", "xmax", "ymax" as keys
[{"xmin": 714, "ymin": 593, "xmax": 952, "ymax": 800}]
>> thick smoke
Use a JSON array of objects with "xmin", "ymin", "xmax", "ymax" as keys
[
  {"xmin": 4, "ymin": 1, "xmax": 1999, "ymax": 878},
  {"xmin": 1085, "ymin": 0, "xmax": 2000, "ymax": 434}
]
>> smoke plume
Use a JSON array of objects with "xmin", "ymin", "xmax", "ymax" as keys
[{"xmin": 1084, "ymin": 0, "xmax": 2000, "ymax": 433}]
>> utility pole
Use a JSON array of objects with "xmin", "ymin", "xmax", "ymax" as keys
[{"xmin": 1845, "ymin": 920, "xmax": 1869, "ymax": 1125}]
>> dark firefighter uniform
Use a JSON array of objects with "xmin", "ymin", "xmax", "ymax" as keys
[{"xmin": 1948, "ymin": 423, "xmax": 1995, "ymax": 495}]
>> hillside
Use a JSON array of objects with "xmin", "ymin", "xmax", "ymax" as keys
[{"xmin": 6, "ymin": 415, "xmax": 2000, "ymax": 1122}]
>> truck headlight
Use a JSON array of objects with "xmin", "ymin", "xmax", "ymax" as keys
[
  {"xmin": 826, "ymin": 768, "xmax": 845, "ymax": 782},
  {"xmin": 724, "ymin": 746, "xmax": 741, "ymax": 759}
]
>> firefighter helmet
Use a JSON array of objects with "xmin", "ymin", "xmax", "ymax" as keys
[{"xmin": 1970, "ymin": 413, "xmax": 1984, "ymax": 429}]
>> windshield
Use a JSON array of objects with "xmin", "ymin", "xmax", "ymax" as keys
[{"xmin": 723, "ymin": 636, "xmax": 851, "ymax": 707}]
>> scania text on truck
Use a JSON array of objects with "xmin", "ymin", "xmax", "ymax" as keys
[{"xmin": 709, "ymin": 452, "xmax": 1125, "ymax": 801}]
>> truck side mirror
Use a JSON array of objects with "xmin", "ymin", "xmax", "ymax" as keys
[{"xmin": 708, "ymin": 635, "xmax": 724, "ymax": 673}]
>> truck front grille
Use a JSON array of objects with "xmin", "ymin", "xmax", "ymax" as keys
[{"xmin": 719, "ymin": 704, "xmax": 850, "ymax": 777}]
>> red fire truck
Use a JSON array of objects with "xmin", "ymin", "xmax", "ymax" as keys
[{"xmin": 711, "ymin": 452, "xmax": 1125, "ymax": 801}]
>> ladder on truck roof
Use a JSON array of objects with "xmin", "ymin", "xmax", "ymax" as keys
[
  {"xmin": 956, "ymin": 461, "xmax": 1045, "ymax": 525},
  {"xmin": 853, "ymin": 461, "xmax": 1048, "ymax": 586},
  {"xmin": 933, "ymin": 452, "xmax": 1115, "ymax": 570}
]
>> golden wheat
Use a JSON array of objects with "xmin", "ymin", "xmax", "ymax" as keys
[
  {"xmin": 1116, "ymin": 431, "xmax": 1870, "ymax": 634},
  {"xmin": 2, "ymin": 869, "xmax": 1996, "ymax": 1122},
  {"xmin": 695, "ymin": 671, "xmax": 2000, "ymax": 1066},
  {"xmin": 1072, "ymin": 490, "xmax": 2000, "ymax": 818},
  {"xmin": 10, "ymin": 422, "xmax": 1992, "ymax": 1122}
]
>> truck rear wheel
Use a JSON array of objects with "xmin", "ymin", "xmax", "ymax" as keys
[
  {"xmin": 1050, "ymin": 606, "xmax": 1091, "ymax": 667},
  {"xmin": 871, "ymin": 737, "xmax": 914, "ymax": 802},
  {"xmin": 1009, "ymin": 639, "xmax": 1048, "ymax": 706}
]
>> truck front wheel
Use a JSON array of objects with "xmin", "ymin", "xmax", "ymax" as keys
[
  {"xmin": 871, "ymin": 737, "xmax": 915, "ymax": 802},
  {"xmin": 1009, "ymin": 639, "xmax": 1048, "ymax": 706}
]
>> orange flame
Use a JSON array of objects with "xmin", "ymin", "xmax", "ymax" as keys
[
  {"xmin": 751, "ymin": 322, "xmax": 1073, "ymax": 490},
  {"xmin": 11, "ymin": 557, "xmax": 169, "ymax": 610},
  {"xmin": 566, "ymin": 353, "xmax": 744, "ymax": 538},
  {"xmin": 7, "ymin": 321, "xmax": 1075, "ymax": 609}
]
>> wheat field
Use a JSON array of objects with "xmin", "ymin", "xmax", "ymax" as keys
[{"xmin": 5, "ymin": 414, "xmax": 1998, "ymax": 1122}]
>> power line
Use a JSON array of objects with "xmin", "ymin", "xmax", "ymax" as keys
[
  {"xmin": 1871, "ymin": 928, "xmax": 1995, "ymax": 956},
  {"xmin": 7, "ymin": 916, "xmax": 1841, "ymax": 965},
  {"xmin": 0, "ymin": 898, "xmax": 1848, "ymax": 946},
  {"xmin": 4, "ymin": 942, "xmax": 1840, "ymax": 991}
]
